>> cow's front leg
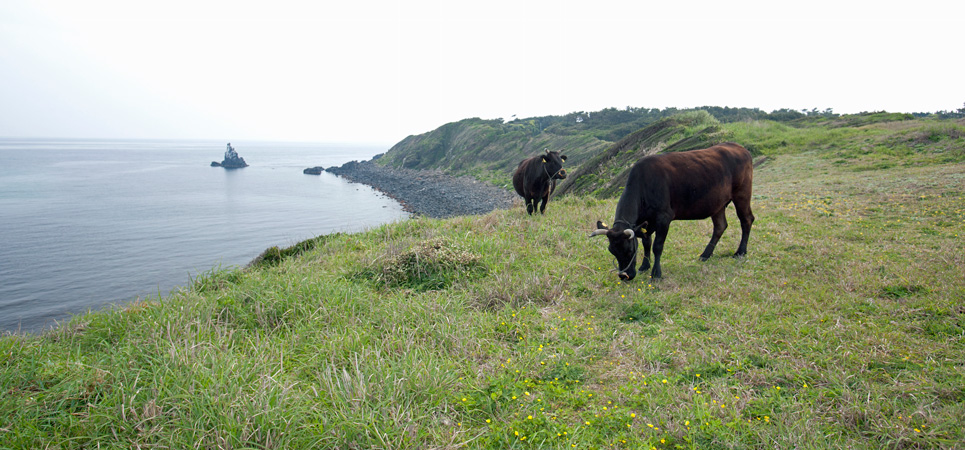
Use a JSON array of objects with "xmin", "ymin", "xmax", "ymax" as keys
[
  {"xmin": 650, "ymin": 225, "xmax": 670, "ymax": 279},
  {"xmin": 525, "ymin": 198, "xmax": 536, "ymax": 215},
  {"xmin": 539, "ymin": 195, "xmax": 549, "ymax": 214},
  {"xmin": 639, "ymin": 230, "xmax": 653, "ymax": 271}
]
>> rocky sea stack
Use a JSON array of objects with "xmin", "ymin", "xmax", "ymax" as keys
[{"xmin": 211, "ymin": 143, "xmax": 249, "ymax": 168}]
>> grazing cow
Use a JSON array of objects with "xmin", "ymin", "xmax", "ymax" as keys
[
  {"xmin": 512, "ymin": 149, "xmax": 568, "ymax": 215},
  {"xmin": 590, "ymin": 142, "xmax": 754, "ymax": 279}
]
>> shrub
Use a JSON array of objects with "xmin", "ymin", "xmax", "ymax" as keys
[{"xmin": 356, "ymin": 238, "xmax": 487, "ymax": 291}]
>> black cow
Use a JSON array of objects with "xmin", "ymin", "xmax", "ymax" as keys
[
  {"xmin": 512, "ymin": 149, "xmax": 568, "ymax": 215},
  {"xmin": 590, "ymin": 142, "xmax": 754, "ymax": 279}
]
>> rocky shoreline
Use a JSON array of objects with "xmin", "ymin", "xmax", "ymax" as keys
[{"xmin": 325, "ymin": 160, "xmax": 517, "ymax": 218}]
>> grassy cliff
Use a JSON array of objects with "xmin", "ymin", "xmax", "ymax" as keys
[
  {"xmin": 2, "ymin": 113, "xmax": 964, "ymax": 449},
  {"xmin": 376, "ymin": 116, "xmax": 613, "ymax": 188},
  {"xmin": 375, "ymin": 106, "xmax": 803, "ymax": 188},
  {"xmin": 373, "ymin": 106, "xmax": 960, "ymax": 193},
  {"xmin": 554, "ymin": 110, "xmax": 729, "ymax": 198}
]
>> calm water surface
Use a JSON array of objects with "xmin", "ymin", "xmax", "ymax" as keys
[{"xmin": 0, "ymin": 139, "xmax": 406, "ymax": 334}]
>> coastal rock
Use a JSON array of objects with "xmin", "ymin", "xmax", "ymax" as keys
[
  {"xmin": 212, "ymin": 143, "xmax": 249, "ymax": 168},
  {"xmin": 325, "ymin": 160, "xmax": 516, "ymax": 218},
  {"xmin": 303, "ymin": 166, "xmax": 324, "ymax": 175}
]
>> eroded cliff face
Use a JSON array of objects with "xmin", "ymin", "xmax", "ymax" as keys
[
  {"xmin": 377, "ymin": 117, "xmax": 611, "ymax": 177},
  {"xmin": 376, "ymin": 111, "xmax": 728, "ymax": 200}
]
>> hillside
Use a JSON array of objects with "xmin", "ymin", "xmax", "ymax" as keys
[
  {"xmin": 2, "ymin": 139, "xmax": 963, "ymax": 448},
  {"xmin": 554, "ymin": 110, "xmax": 729, "ymax": 198},
  {"xmin": 375, "ymin": 116, "xmax": 611, "ymax": 187},
  {"xmin": 560, "ymin": 111, "xmax": 965, "ymax": 199},
  {"xmin": 372, "ymin": 106, "xmax": 961, "ymax": 194},
  {"xmin": 375, "ymin": 106, "xmax": 814, "ymax": 187},
  {"xmin": 2, "ymin": 109, "xmax": 964, "ymax": 449}
]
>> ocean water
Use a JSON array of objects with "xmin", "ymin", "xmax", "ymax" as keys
[{"xmin": 0, "ymin": 139, "xmax": 407, "ymax": 334}]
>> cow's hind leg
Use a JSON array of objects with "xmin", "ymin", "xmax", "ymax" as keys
[
  {"xmin": 733, "ymin": 197, "xmax": 755, "ymax": 257},
  {"xmin": 700, "ymin": 208, "xmax": 728, "ymax": 261}
]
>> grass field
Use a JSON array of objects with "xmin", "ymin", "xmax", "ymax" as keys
[{"xmin": 2, "ymin": 130, "xmax": 964, "ymax": 448}]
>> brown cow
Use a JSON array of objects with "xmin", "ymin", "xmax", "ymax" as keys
[
  {"xmin": 512, "ymin": 149, "xmax": 567, "ymax": 215},
  {"xmin": 590, "ymin": 142, "xmax": 754, "ymax": 279}
]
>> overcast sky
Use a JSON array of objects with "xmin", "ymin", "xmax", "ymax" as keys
[{"xmin": 1, "ymin": 0, "xmax": 962, "ymax": 144}]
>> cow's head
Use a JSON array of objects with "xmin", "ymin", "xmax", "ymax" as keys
[
  {"xmin": 542, "ymin": 149, "xmax": 567, "ymax": 180},
  {"xmin": 590, "ymin": 220, "xmax": 643, "ymax": 281}
]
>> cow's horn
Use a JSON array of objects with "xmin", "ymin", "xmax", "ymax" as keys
[
  {"xmin": 623, "ymin": 229, "xmax": 635, "ymax": 239},
  {"xmin": 589, "ymin": 229, "xmax": 608, "ymax": 237}
]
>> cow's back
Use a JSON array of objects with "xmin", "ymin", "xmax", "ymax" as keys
[
  {"xmin": 513, "ymin": 156, "xmax": 556, "ymax": 198},
  {"xmin": 628, "ymin": 143, "xmax": 753, "ymax": 220},
  {"xmin": 512, "ymin": 157, "xmax": 539, "ymax": 197}
]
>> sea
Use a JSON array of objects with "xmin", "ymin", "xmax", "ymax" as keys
[{"xmin": 0, "ymin": 138, "xmax": 408, "ymax": 335}]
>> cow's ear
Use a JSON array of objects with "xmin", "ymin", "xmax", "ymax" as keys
[
  {"xmin": 561, "ymin": 155, "xmax": 567, "ymax": 161},
  {"xmin": 635, "ymin": 221, "xmax": 648, "ymax": 235},
  {"xmin": 541, "ymin": 155, "xmax": 548, "ymax": 163},
  {"xmin": 596, "ymin": 220, "xmax": 609, "ymax": 230}
]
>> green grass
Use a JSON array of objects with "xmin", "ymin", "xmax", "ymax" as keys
[
  {"xmin": 2, "ymin": 145, "xmax": 964, "ymax": 448},
  {"xmin": 725, "ymin": 116, "xmax": 965, "ymax": 162}
]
